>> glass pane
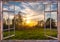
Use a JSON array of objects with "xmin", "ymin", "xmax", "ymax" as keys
[
  {"xmin": 10, "ymin": 29, "xmax": 15, "ymax": 35},
  {"xmin": 45, "ymin": 12, "xmax": 58, "ymax": 39},
  {"xmin": 51, "ymin": 3, "xmax": 57, "ymax": 11},
  {"xmin": 3, "ymin": 1, "xmax": 15, "ymax": 39},
  {"xmin": 45, "ymin": 4, "xmax": 51, "ymax": 11},
  {"xmin": 45, "ymin": 12, "xmax": 51, "ymax": 37},
  {"xmin": 8, "ymin": 12, "xmax": 14, "ymax": 29},
  {"xmin": 8, "ymin": 2, "xmax": 15, "ymax": 11},
  {"xmin": 3, "ymin": 2, "xmax": 15, "ymax": 11},
  {"xmin": 3, "ymin": 12, "xmax": 8, "ymax": 29},
  {"xmin": 50, "ymin": 12, "xmax": 57, "ymax": 37},
  {"xmin": 3, "ymin": 30, "xmax": 10, "ymax": 37},
  {"xmin": 3, "ymin": 4, "xmax": 8, "ymax": 11}
]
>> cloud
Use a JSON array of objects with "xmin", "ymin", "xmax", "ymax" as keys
[
  {"xmin": 15, "ymin": 5, "xmax": 21, "ymax": 11},
  {"xmin": 19, "ymin": 2, "xmax": 44, "ymax": 21},
  {"xmin": 3, "ymin": 12, "xmax": 14, "ymax": 20},
  {"xmin": 22, "ymin": 7, "xmax": 44, "ymax": 21},
  {"xmin": 9, "ymin": 5, "xmax": 14, "ymax": 10},
  {"xmin": 14, "ymin": 5, "xmax": 22, "ymax": 14},
  {"xmin": 21, "ymin": 2, "xmax": 44, "ymax": 13},
  {"xmin": 27, "ymin": 14, "xmax": 44, "ymax": 21},
  {"xmin": 3, "ymin": 2, "xmax": 57, "ymax": 22},
  {"xmin": 3, "ymin": 7, "xmax": 8, "ymax": 10},
  {"xmin": 3, "ymin": 12, "xmax": 8, "ymax": 20},
  {"xmin": 20, "ymin": 2, "xmax": 44, "ymax": 14},
  {"xmin": 9, "ymin": 15, "xmax": 14, "ymax": 19}
]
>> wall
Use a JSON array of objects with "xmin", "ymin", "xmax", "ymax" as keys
[
  {"xmin": 0, "ymin": 1, "xmax": 3, "ymax": 40},
  {"xmin": 58, "ymin": 2, "xmax": 60, "ymax": 41},
  {"xmin": 0, "ymin": 0, "xmax": 60, "ymax": 41}
]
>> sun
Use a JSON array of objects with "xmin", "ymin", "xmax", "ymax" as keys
[
  {"xmin": 23, "ymin": 17, "xmax": 38, "ymax": 27},
  {"xmin": 26, "ymin": 20, "xmax": 31, "ymax": 24},
  {"xmin": 25, "ymin": 20, "xmax": 38, "ymax": 27}
]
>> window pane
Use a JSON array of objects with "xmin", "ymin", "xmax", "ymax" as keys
[
  {"xmin": 10, "ymin": 29, "xmax": 15, "ymax": 36},
  {"xmin": 8, "ymin": 2, "xmax": 15, "ymax": 11},
  {"xmin": 45, "ymin": 4, "xmax": 51, "ymax": 11},
  {"xmin": 3, "ymin": 30, "xmax": 10, "ymax": 37},
  {"xmin": 3, "ymin": 12, "xmax": 8, "ymax": 29},
  {"xmin": 45, "ymin": 12, "xmax": 57, "ymax": 38},
  {"xmin": 3, "ymin": 1, "xmax": 15, "ymax": 39},
  {"xmin": 51, "ymin": 12, "xmax": 57, "ymax": 37},
  {"xmin": 9, "ymin": 12, "xmax": 15, "ymax": 36},
  {"xmin": 45, "ymin": 12, "xmax": 51, "ymax": 37},
  {"xmin": 45, "ymin": 12, "xmax": 51, "ymax": 22},
  {"xmin": 51, "ymin": 3, "xmax": 57, "ymax": 11},
  {"xmin": 3, "ymin": 4, "xmax": 9, "ymax": 11},
  {"xmin": 51, "ymin": 12, "xmax": 57, "ymax": 22},
  {"xmin": 8, "ymin": 12, "xmax": 14, "ymax": 29}
]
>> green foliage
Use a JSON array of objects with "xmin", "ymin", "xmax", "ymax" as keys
[
  {"xmin": 3, "ymin": 23, "xmax": 8, "ymax": 29},
  {"xmin": 46, "ymin": 18, "xmax": 57, "ymax": 28},
  {"xmin": 35, "ymin": 20, "xmax": 44, "ymax": 28},
  {"xmin": 15, "ymin": 12, "xmax": 23, "ymax": 30}
]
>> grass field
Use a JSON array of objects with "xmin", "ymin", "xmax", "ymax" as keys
[
  {"xmin": 46, "ymin": 28, "xmax": 57, "ymax": 37},
  {"xmin": 3, "ymin": 28, "xmax": 57, "ymax": 40}
]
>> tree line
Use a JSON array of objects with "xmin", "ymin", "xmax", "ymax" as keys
[{"xmin": 3, "ymin": 12, "xmax": 57, "ymax": 30}]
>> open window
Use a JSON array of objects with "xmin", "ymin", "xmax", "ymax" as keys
[
  {"xmin": 2, "ymin": 1, "xmax": 15, "ymax": 39},
  {"xmin": 2, "ymin": 1, "xmax": 58, "ymax": 40},
  {"xmin": 44, "ymin": 2, "xmax": 58, "ymax": 39}
]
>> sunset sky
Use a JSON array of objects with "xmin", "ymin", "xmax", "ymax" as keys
[{"xmin": 3, "ymin": 2, "xmax": 57, "ymax": 22}]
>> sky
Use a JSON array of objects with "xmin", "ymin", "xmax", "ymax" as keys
[{"xmin": 3, "ymin": 2, "xmax": 57, "ymax": 22}]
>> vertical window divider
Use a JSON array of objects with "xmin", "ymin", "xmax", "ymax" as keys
[
  {"xmin": 44, "ymin": 3, "xmax": 46, "ymax": 35},
  {"xmin": 8, "ymin": 4, "xmax": 10, "ymax": 36},
  {"xmin": 13, "ymin": 1, "xmax": 15, "ymax": 37},
  {"xmin": 57, "ymin": 1, "xmax": 58, "ymax": 38},
  {"xmin": 50, "ymin": 2, "xmax": 51, "ymax": 31},
  {"xmin": 1, "ymin": 1, "xmax": 3, "ymax": 40}
]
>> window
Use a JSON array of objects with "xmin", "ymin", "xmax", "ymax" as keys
[
  {"xmin": 2, "ymin": 1, "xmax": 58, "ymax": 40},
  {"xmin": 44, "ymin": 2, "xmax": 58, "ymax": 39},
  {"xmin": 2, "ymin": 1, "xmax": 15, "ymax": 39}
]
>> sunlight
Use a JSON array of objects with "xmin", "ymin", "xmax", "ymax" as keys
[
  {"xmin": 22, "ymin": 15, "xmax": 38, "ymax": 27},
  {"xmin": 26, "ymin": 20, "xmax": 31, "ymax": 24},
  {"xmin": 25, "ymin": 19, "xmax": 38, "ymax": 27}
]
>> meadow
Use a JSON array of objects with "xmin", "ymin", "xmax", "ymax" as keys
[{"xmin": 3, "ymin": 28, "xmax": 57, "ymax": 40}]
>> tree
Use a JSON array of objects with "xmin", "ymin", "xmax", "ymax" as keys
[
  {"xmin": 46, "ymin": 18, "xmax": 57, "ymax": 28},
  {"xmin": 40, "ymin": 20, "xmax": 44, "ymax": 28},
  {"xmin": 15, "ymin": 12, "xmax": 23, "ymax": 30},
  {"xmin": 35, "ymin": 20, "xmax": 44, "ymax": 28}
]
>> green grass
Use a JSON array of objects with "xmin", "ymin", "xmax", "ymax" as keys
[
  {"xmin": 3, "ymin": 28, "xmax": 57, "ymax": 40},
  {"xmin": 46, "ymin": 28, "xmax": 57, "ymax": 37}
]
